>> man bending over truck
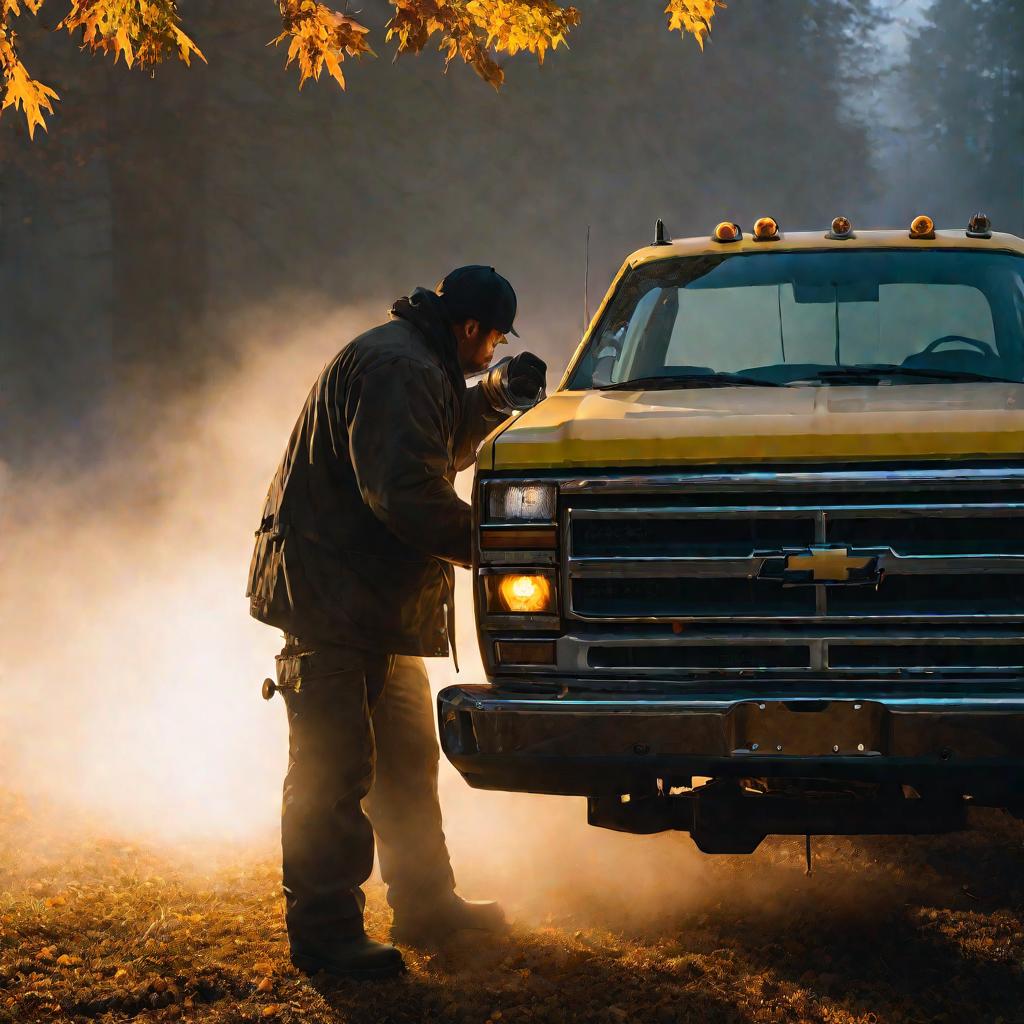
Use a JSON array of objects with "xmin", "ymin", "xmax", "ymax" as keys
[{"xmin": 247, "ymin": 266, "xmax": 547, "ymax": 979}]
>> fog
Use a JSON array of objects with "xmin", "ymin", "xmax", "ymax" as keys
[
  {"xmin": 0, "ymin": 0, "xmax": 1021, "ymax": 912},
  {"xmin": 0, "ymin": 295, "xmax": 710, "ymax": 923}
]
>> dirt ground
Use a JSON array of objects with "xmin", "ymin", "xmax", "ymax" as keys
[{"xmin": 3, "ymin": 788, "xmax": 1024, "ymax": 1024}]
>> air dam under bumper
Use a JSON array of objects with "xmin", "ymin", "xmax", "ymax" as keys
[{"xmin": 437, "ymin": 685, "xmax": 1024, "ymax": 800}]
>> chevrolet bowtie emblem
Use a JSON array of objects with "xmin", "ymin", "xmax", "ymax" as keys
[
  {"xmin": 757, "ymin": 547, "xmax": 883, "ymax": 586},
  {"xmin": 787, "ymin": 548, "xmax": 874, "ymax": 581}
]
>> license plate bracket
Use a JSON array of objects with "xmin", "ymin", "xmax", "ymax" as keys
[{"xmin": 730, "ymin": 700, "xmax": 886, "ymax": 757}]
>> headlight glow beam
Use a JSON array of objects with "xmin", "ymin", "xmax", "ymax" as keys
[{"xmin": 497, "ymin": 574, "xmax": 554, "ymax": 614}]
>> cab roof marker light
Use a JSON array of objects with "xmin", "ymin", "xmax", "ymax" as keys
[
  {"xmin": 967, "ymin": 212, "xmax": 992, "ymax": 239},
  {"xmin": 827, "ymin": 216, "xmax": 854, "ymax": 240},
  {"xmin": 909, "ymin": 214, "xmax": 935, "ymax": 239},
  {"xmin": 752, "ymin": 217, "xmax": 780, "ymax": 242},
  {"xmin": 712, "ymin": 221, "xmax": 742, "ymax": 243}
]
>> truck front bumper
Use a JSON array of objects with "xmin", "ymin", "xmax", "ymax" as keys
[{"xmin": 438, "ymin": 684, "xmax": 1024, "ymax": 801}]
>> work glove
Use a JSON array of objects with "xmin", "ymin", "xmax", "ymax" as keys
[{"xmin": 481, "ymin": 352, "xmax": 548, "ymax": 414}]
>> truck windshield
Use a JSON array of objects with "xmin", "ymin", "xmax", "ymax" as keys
[{"xmin": 568, "ymin": 250, "xmax": 1024, "ymax": 388}]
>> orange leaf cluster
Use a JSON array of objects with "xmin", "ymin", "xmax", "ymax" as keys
[
  {"xmin": 664, "ymin": 0, "xmax": 725, "ymax": 50},
  {"xmin": 1, "ymin": 0, "xmax": 44, "ymax": 16},
  {"xmin": 465, "ymin": 1, "xmax": 580, "ymax": 64},
  {"xmin": 59, "ymin": 0, "xmax": 205, "ymax": 69},
  {"xmin": 0, "ymin": 17, "xmax": 58, "ymax": 139},
  {"xmin": 2, "ymin": 0, "xmax": 726, "ymax": 139},
  {"xmin": 386, "ymin": 0, "xmax": 579, "ymax": 88},
  {"xmin": 385, "ymin": 1, "xmax": 497, "ymax": 87},
  {"xmin": 272, "ymin": 0, "xmax": 373, "ymax": 90}
]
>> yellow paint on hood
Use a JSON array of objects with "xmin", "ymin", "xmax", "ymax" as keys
[{"xmin": 481, "ymin": 383, "xmax": 1024, "ymax": 470}]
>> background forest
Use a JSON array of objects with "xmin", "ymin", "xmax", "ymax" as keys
[{"xmin": 2, "ymin": 0, "xmax": 1020, "ymax": 466}]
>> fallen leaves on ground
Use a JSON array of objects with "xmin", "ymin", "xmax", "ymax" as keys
[{"xmin": 1, "ymin": 788, "xmax": 1023, "ymax": 1023}]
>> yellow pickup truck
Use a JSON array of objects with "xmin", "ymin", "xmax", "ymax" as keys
[{"xmin": 439, "ymin": 215, "xmax": 1024, "ymax": 854}]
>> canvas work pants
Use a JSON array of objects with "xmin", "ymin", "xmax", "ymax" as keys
[{"xmin": 276, "ymin": 637, "xmax": 456, "ymax": 951}]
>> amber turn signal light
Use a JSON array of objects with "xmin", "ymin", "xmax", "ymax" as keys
[
  {"xmin": 909, "ymin": 215, "xmax": 935, "ymax": 239},
  {"xmin": 712, "ymin": 221, "xmax": 742, "ymax": 243},
  {"xmin": 495, "ymin": 640, "xmax": 557, "ymax": 666},
  {"xmin": 480, "ymin": 527, "xmax": 557, "ymax": 550},
  {"xmin": 487, "ymin": 574, "xmax": 556, "ymax": 615},
  {"xmin": 752, "ymin": 217, "xmax": 780, "ymax": 241}
]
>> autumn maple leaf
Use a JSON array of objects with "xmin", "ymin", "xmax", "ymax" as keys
[
  {"xmin": 59, "ymin": 0, "xmax": 205, "ymax": 69},
  {"xmin": 273, "ymin": 1, "xmax": 374, "ymax": 90},
  {"xmin": 1, "ymin": 0, "xmax": 44, "ymax": 16},
  {"xmin": 465, "ymin": 0, "xmax": 580, "ymax": 65},
  {"xmin": 3, "ymin": 0, "xmax": 728, "ymax": 140},
  {"xmin": 664, "ymin": 0, "xmax": 725, "ymax": 49},
  {"xmin": 386, "ymin": 0, "xmax": 579, "ymax": 89},
  {"xmin": 0, "ymin": 19, "xmax": 59, "ymax": 138}
]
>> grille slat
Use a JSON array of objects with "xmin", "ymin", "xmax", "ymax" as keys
[
  {"xmin": 573, "ymin": 516, "xmax": 814, "ymax": 558},
  {"xmin": 834, "ymin": 515, "xmax": 1024, "ymax": 556},
  {"xmin": 828, "ymin": 575, "xmax": 1024, "ymax": 617},
  {"xmin": 829, "ymin": 644, "xmax": 1024, "ymax": 669},
  {"xmin": 589, "ymin": 645, "xmax": 811, "ymax": 670},
  {"xmin": 573, "ymin": 577, "xmax": 816, "ymax": 618}
]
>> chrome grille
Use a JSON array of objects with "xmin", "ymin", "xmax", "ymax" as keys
[{"xmin": 560, "ymin": 468, "xmax": 1024, "ymax": 679}]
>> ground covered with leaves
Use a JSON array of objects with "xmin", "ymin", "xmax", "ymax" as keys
[{"xmin": 2, "ymin": 789, "xmax": 1024, "ymax": 1024}]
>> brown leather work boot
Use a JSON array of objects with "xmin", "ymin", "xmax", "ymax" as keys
[
  {"xmin": 290, "ymin": 935, "xmax": 406, "ymax": 980},
  {"xmin": 391, "ymin": 895, "xmax": 507, "ymax": 946}
]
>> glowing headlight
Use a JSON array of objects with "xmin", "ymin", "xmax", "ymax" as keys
[
  {"xmin": 487, "ymin": 574, "xmax": 556, "ymax": 615},
  {"xmin": 487, "ymin": 482, "xmax": 557, "ymax": 522}
]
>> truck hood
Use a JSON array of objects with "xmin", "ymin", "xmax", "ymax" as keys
[{"xmin": 481, "ymin": 383, "xmax": 1024, "ymax": 470}]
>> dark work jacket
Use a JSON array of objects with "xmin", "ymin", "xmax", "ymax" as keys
[{"xmin": 246, "ymin": 289, "xmax": 506, "ymax": 657}]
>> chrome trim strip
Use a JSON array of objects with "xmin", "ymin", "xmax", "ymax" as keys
[
  {"xmin": 562, "ymin": 630, "xmax": 1024, "ymax": 644},
  {"xmin": 828, "ymin": 504, "xmax": 1024, "ymax": 518},
  {"xmin": 566, "ymin": 552, "xmax": 1024, "ymax": 578},
  {"xmin": 569, "ymin": 556, "xmax": 760, "ymax": 578},
  {"xmin": 451, "ymin": 691, "xmax": 1024, "ymax": 712},
  {"xmin": 569, "ymin": 503, "xmax": 1024, "ymax": 519},
  {"xmin": 563, "ymin": 611, "xmax": 1024, "ymax": 624},
  {"xmin": 482, "ymin": 550, "xmax": 558, "ymax": 567},
  {"xmin": 484, "ymin": 614, "xmax": 561, "ymax": 630},
  {"xmin": 560, "ymin": 468, "xmax": 1024, "ymax": 494},
  {"xmin": 552, "ymin": 632, "xmax": 1024, "ymax": 676}
]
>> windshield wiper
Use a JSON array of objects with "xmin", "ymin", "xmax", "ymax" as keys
[
  {"xmin": 796, "ymin": 365, "xmax": 1022, "ymax": 385},
  {"xmin": 600, "ymin": 372, "xmax": 781, "ymax": 390}
]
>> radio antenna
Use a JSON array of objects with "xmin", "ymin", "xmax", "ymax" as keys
[{"xmin": 584, "ymin": 224, "xmax": 591, "ymax": 333}]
